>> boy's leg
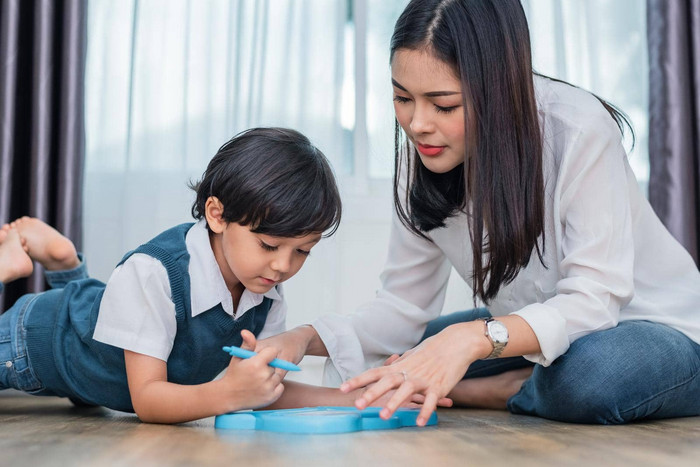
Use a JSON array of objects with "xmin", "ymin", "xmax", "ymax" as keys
[
  {"xmin": 0, "ymin": 228, "xmax": 34, "ymax": 294},
  {"xmin": 508, "ymin": 320, "xmax": 700, "ymax": 424},
  {"xmin": 10, "ymin": 217, "xmax": 86, "ymax": 288}
]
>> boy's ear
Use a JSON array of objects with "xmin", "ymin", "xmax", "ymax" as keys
[{"xmin": 204, "ymin": 196, "xmax": 226, "ymax": 234}]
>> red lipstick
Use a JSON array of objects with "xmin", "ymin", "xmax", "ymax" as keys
[{"xmin": 416, "ymin": 143, "xmax": 446, "ymax": 157}]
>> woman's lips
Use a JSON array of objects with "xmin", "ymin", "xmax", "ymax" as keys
[{"xmin": 416, "ymin": 143, "xmax": 446, "ymax": 157}]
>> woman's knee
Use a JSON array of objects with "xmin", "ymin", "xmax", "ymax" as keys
[{"xmin": 510, "ymin": 322, "xmax": 700, "ymax": 424}]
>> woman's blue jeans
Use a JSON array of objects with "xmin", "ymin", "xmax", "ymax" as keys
[{"xmin": 422, "ymin": 309, "xmax": 700, "ymax": 424}]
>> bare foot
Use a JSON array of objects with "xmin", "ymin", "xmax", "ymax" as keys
[
  {"xmin": 0, "ymin": 228, "xmax": 33, "ymax": 283},
  {"xmin": 2, "ymin": 223, "xmax": 29, "ymax": 253},
  {"xmin": 11, "ymin": 217, "xmax": 80, "ymax": 271},
  {"xmin": 447, "ymin": 367, "xmax": 534, "ymax": 410}
]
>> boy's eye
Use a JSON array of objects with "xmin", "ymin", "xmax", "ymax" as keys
[
  {"xmin": 296, "ymin": 249, "xmax": 311, "ymax": 257},
  {"xmin": 259, "ymin": 241, "xmax": 277, "ymax": 251}
]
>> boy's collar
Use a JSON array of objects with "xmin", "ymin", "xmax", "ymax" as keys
[{"xmin": 187, "ymin": 220, "xmax": 282, "ymax": 318}]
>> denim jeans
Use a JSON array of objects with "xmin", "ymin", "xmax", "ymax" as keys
[
  {"xmin": 422, "ymin": 309, "xmax": 700, "ymax": 424},
  {"xmin": 0, "ymin": 258, "xmax": 88, "ymax": 392}
]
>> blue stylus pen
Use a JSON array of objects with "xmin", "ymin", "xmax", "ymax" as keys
[{"xmin": 222, "ymin": 346, "xmax": 301, "ymax": 371}]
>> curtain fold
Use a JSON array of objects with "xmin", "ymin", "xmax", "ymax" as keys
[
  {"xmin": 0, "ymin": 0, "xmax": 87, "ymax": 309},
  {"xmin": 647, "ymin": 0, "xmax": 700, "ymax": 265}
]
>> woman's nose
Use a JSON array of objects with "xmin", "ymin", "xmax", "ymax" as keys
[{"xmin": 409, "ymin": 103, "xmax": 433, "ymax": 135}]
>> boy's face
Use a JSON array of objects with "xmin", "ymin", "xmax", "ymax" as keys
[{"xmin": 213, "ymin": 222, "xmax": 321, "ymax": 295}]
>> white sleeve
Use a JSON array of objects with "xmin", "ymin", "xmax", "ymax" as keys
[
  {"xmin": 256, "ymin": 284, "xmax": 288, "ymax": 340},
  {"xmin": 314, "ymin": 206, "xmax": 452, "ymax": 382},
  {"xmin": 93, "ymin": 253, "xmax": 177, "ymax": 362},
  {"xmin": 511, "ymin": 117, "xmax": 635, "ymax": 366}
]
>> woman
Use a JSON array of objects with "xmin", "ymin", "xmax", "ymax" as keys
[{"xmin": 261, "ymin": 0, "xmax": 700, "ymax": 425}]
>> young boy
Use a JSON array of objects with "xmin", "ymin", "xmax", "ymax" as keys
[{"xmin": 0, "ymin": 128, "xmax": 344, "ymax": 423}]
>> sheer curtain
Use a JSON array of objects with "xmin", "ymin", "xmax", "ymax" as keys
[
  {"xmin": 84, "ymin": 1, "xmax": 649, "ymax": 366},
  {"xmin": 365, "ymin": 0, "xmax": 649, "ymax": 186},
  {"xmin": 85, "ymin": 0, "xmax": 348, "ymax": 285}
]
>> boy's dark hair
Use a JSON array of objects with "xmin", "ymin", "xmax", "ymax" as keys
[{"xmin": 190, "ymin": 127, "xmax": 341, "ymax": 237}]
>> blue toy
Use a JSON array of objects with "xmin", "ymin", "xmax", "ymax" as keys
[{"xmin": 215, "ymin": 406, "xmax": 438, "ymax": 434}]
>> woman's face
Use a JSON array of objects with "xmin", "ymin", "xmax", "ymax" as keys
[{"xmin": 391, "ymin": 48, "xmax": 467, "ymax": 174}]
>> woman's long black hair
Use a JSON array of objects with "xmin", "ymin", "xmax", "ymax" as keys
[{"xmin": 391, "ymin": 0, "xmax": 633, "ymax": 303}]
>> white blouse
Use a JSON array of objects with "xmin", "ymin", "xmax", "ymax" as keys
[
  {"xmin": 314, "ymin": 75, "xmax": 700, "ymax": 383},
  {"xmin": 93, "ymin": 220, "xmax": 287, "ymax": 362}
]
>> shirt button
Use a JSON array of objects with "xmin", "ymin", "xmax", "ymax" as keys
[{"xmin": 5, "ymin": 361, "xmax": 12, "ymax": 368}]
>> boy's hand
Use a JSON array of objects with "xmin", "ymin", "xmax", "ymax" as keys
[{"xmin": 218, "ymin": 330, "xmax": 285, "ymax": 412}]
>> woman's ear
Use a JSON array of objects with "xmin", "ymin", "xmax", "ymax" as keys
[{"xmin": 205, "ymin": 196, "xmax": 226, "ymax": 234}]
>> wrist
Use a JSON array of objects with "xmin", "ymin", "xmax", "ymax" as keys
[
  {"xmin": 451, "ymin": 321, "xmax": 494, "ymax": 361},
  {"xmin": 297, "ymin": 325, "xmax": 328, "ymax": 357}
]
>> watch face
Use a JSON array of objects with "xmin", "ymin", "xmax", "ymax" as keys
[{"xmin": 488, "ymin": 321, "xmax": 509, "ymax": 343}]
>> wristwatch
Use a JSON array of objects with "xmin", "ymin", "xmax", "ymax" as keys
[{"xmin": 482, "ymin": 318, "xmax": 508, "ymax": 359}]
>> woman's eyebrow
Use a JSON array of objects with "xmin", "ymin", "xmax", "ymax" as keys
[{"xmin": 392, "ymin": 78, "xmax": 461, "ymax": 97}]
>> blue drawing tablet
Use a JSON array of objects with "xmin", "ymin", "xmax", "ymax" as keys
[{"xmin": 215, "ymin": 407, "xmax": 438, "ymax": 434}]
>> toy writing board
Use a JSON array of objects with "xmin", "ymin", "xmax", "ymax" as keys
[{"xmin": 215, "ymin": 406, "xmax": 437, "ymax": 434}]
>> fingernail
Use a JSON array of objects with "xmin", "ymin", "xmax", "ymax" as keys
[
  {"xmin": 380, "ymin": 409, "xmax": 389, "ymax": 419},
  {"xmin": 340, "ymin": 384, "xmax": 348, "ymax": 392},
  {"xmin": 417, "ymin": 417, "xmax": 425, "ymax": 426}
]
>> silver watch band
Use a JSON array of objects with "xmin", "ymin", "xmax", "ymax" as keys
[{"xmin": 483, "ymin": 318, "xmax": 507, "ymax": 359}]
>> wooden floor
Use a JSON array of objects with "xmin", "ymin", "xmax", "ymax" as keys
[{"xmin": 0, "ymin": 392, "xmax": 698, "ymax": 467}]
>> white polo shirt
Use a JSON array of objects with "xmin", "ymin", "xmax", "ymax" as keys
[{"xmin": 93, "ymin": 220, "xmax": 287, "ymax": 361}]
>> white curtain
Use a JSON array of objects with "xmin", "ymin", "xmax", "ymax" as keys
[
  {"xmin": 85, "ymin": 0, "xmax": 349, "ymax": 285},
  {"xmin": 365, "ymin": 0, "xmax": 649, "ymax": 184},
  {"xmin": 84, "ymin": 0, "xmax": 649, "ymax": 353}
]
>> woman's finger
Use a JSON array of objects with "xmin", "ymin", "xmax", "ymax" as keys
[
  {"xmin": 383, "ymin": 354, "xmax": 400, "ymax": 366},
  {"xmin": 340, "ymin": 367, "xmax": 388, "ymax": 393},
  {"xmin": 416, "ymin": 392, "xmax": 439, "ymax": 426},
  {"xmin": 379, "ymin": 380, "xmax": 422, "ymax": 419},
  {"xmin": 354, "ymin": 372, "xmax": 406, "ymax": 409}
]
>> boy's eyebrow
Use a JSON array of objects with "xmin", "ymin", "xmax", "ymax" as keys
[{"xmin": 392, "ymin": 78, "xmax": 461, "ymax": 98}]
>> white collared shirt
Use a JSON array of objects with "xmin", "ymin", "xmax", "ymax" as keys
[
  {"xmin": 313, "ymin": 75, "xmax": 700, "ymax": 383},
  {"xmin": 93, "ymin": 220, "xmax": 286, "ymax": 361}
]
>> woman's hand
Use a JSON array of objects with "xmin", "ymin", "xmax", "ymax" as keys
[{"xmin": 339, "ymin": 320, "xmax": 490, "ymax": 426}]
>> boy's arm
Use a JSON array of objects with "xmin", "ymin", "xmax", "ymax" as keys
[
  {"xmin": 261, "ymin": 381, "xmax": 358, "ymax": 410},
  {"xmin": 261, "ymin": 380, "xmax": 454, "ymax": 411},
  {"xmin": 125, "ymin": 333, "xmax": 284, "ymax": 424}
]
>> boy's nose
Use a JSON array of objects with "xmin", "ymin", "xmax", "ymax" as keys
[{"xmin": 271, "ymin": 254, "xmax": 291, "ymax": 274}]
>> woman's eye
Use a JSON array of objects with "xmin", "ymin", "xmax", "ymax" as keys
[
  {"xmin": 435, "ymin": 105, "xmax": 458, "ymax": 114},
  {"xmin": 260, "ymin": 241, "xmax": 277, "ymax": 251},
  {"xmin": 393, "ymin": 95, "xmax": 411, "ymax": 104}
]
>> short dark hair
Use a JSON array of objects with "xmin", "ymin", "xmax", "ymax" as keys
[{"xmin": 190, "ymin": 127, "xmax": 341, "ymax": 237}]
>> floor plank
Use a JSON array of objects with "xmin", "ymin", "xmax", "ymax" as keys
[{"xmin": 0, "ymin": 394, "xmax": 698, "ymax": 466}]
